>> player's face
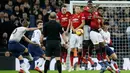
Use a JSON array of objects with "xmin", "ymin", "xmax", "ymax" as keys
[
  {"xmin": 103, "ymin": 25, "xmax": 109, "ymax": 31},
  {"xmin": 98, "ymin": 9, "xmax": 103, "ymax": 15},
  {"xmin": 61, "ymin": 7, "xmax": 67, "ymax": 14},
  {"xmin": 88, "ymin": 3, "xmax": 93, "ymax": 8},
  {"xmin": 75, "ymin": 6, "xmax": 81, "ymax": 14},
  {"xmin": 38, "ymin": 23, "xmax": 43, "ymax": 29}
]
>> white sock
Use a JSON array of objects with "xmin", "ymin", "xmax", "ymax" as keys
[
  {"xmin": 37, "ymin": 58, "xmax": 44, "ymax": 67},
  {"xmin": 21, "ymin": 63, "xmax": 30, "ymax": 73}
]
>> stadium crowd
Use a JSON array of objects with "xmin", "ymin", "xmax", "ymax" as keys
[{"xmin": 0, "ymin": 0, "xmax": 130, "ymax": 73}]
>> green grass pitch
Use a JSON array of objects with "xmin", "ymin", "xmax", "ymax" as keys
[{"xmin": 0, "ymin": 70, "xmax": 129, "ymax": 73}]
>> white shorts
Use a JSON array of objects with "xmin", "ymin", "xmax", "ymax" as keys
[
  {"xmin": 90, "ymin": 31, "xmax": 104, "ymax": 45},
  {"xmin": 69, "ymin": 34, "xmax": 83, "ymax": 49},
  {"xmin": 83, "ymin": 25, "xmax": 91, "ymax": 40}
]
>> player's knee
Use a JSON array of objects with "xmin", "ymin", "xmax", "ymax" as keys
[
  {"xmin": 24, "ymin": 48, "xmax": 28, "ymax": 53},
  {"xmin": 111, "ymin": 53, "xmax": 117, "ymax": 60}
]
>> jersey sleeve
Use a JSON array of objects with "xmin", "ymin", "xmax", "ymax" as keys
[
  {"xmin": 80, "ymin": 13, "xmax": 85, "ymax": 20},
  {"xmin": 67, "ymin": 12, "xmax": 72, "ymax": 19},
  {"xmin": 106, "ymin": 32, "xmax": 111, "ymax": 44},
  {"xmin": 56, "ymin": 12, "xmax": 60, "ymax": 21}
]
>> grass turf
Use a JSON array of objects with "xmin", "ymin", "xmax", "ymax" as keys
[{"xmin": 0, "ymin": 70, "xmax": 129, "ymax": 73}]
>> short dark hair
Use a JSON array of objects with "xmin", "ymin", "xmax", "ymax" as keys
[
  {"xmin": 36, "ymin": 20, "xmax": 43, "ymax": 26},
  {"xmin": 87, "ymin": 0, "xmax": 93, "ymax": 3},
  {"xmin": 97, "ymin": 7, "xmax": 103, "ymax": 10},
  {"xmin": 61, "ymin": 5, "xmax": 67, "ymax": 8},
  {"xmin": 104, "ymin": 22, "xmax": 109, "ymax": 25}
]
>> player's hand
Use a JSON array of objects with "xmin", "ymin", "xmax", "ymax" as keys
[{"xmin": 63, "ymin": 43, "xmax": 69, "ymax": 49}]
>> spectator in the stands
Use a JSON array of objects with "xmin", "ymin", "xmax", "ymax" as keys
[
  {"xmin": 8, "ymin": 0, "xmax": 13, "ymax": 12},
  {"xmin": 0, "ymin": 12, "xmax": 5, "ymax": 24},
  {"xmin": 20, "ymin": 13, "xmax": 29, "ymax": 26},
  {"xmin": 13, "ymin": 5, "xmax": 22, "ymax": 18},
  {"xmin": 5, "ymin": 51, "xmax": 11, "ymax": 57},
  {"xmin": 14, "ymin": 0, "xmax": 24, "ymax": 6},
  {"xmin": 23, "ymin": 2, "xmax": 30, "ymax": 15},
  {"xmin": 3, "ymin": 4, "xmax": 12, "ymax": 15},
  {"xmin": 37, "ymin": 13, "xmax": 43, "ymax": 21},
  {"xmin": 42, "ymin": 8, "xmax": 49, "ymax": 23}
]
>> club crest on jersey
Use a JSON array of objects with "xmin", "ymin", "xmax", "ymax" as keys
[{"xmin": 78, "ymin": 16, "xmax": 80, "ymax": 18}]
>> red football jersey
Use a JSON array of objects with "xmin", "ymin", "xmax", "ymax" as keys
[
  {"xmin": 83, "ymin": 6, "xmax": 92, "ymax": 20},
  {"xmin": 71, "ymin": 13, "xmax": 85, "ymax": 29},
  {"xmin": 56, "ymin": 12, "xmax": 71, "ymax": 28},
  {"xmin": 90, "ymin": 11, "xmax": 102, "ymax": 30}
]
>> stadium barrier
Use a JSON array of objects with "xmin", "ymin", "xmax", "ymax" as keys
[{"xmin": 15, "ymin": 57, "xmax": 130, "ymax": 71}]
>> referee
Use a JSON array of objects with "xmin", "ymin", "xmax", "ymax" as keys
[{"xmin": 43, "ymin": 12, "xmax": 68, "ymax": 73}]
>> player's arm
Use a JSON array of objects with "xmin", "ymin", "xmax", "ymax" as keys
[
  {"xmin": 23, "ymin": 35, "xmax": 38, "ymax": 45},
  {"xmin": 65, "ymin": 19, "xmax": 71, "ymax": 33},
  {"xmin": 56, "ymin": 13, "xmax": 60, "ymax": 23},
  {"xmin": 25, "ymin": 25, "xmax": 42, "ymax": 31},
  {"xmin": 59, "ymin": 24, "xmax": 68, "ymax": 43},
  {"xmin": 106, "ymin": 32, "xmax": 111, "ymax": 44}
]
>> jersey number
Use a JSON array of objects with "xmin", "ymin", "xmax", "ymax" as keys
[{"xmin": 12, "ymin": 29, "xmax": 17, "ymax": 34}]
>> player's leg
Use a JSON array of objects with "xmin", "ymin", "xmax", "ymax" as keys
[
  {"xmin": 76, "ymin": 35, "xmax": 83, "ymax": 71},
  {"xmin": 90, "ymin": 31, "xmax": 106, "ymax": 73},
  {"xmin": 8, "ymin": 41, "xmax": 30, "ymax": 73},
  {"xmin": 69, "ymin": 34, "xmax": 77, "ymax": 71},
  {"xmin": 54, "ymin": 40, "xmax": 63, "ymax": 73},
  {"xmin": 44, "ymin": 41, "xmax": 52, "ymax": 73},
  {"xmin": 108, "ymin": 47, "xmax": 120, "ymax": 73},
  {"xmin": 88, "ymin": 40, "xmax": 94, "ymax": 66},
  {"xmin": 32, "ymin": 45, "xmax": 45, "ymax": 73}
]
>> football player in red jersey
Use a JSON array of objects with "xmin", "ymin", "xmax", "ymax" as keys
[
  {"xmin": 90, "ymin": 7, "xmax": 113, "ymax": 73},
  {"xmin": 82, "ymin": 0, "xmax": 95, "ymax": 67},
  {"xmin": 69, "ymin": 5, "xmax": 85, "ymax": 72},
  {"xmin": 56, "ymin": 5, "xmax": 71, "ymax": 68}
]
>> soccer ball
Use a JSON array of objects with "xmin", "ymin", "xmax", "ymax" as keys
[{"xmin": 75, "ymin": 29, "xmax": 84, "ymax": 36}]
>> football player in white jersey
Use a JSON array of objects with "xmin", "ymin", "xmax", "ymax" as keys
[
  {"xmin": 8, "ymin": 23, "xmax": 42, "ymax": 73},
  {"xmin": 28, "ymin": 20, "xmax": 45, "ymax": 73},
  {"xmin": 100, "ymin": 22, "xmax": 120, "ymax": 73}
]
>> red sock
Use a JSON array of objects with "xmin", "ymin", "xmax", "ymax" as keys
[
  {"xmin": 114, "ymin": 63, "xmax": 118, "ymax": 69},
  {"xmin": 102, "ymin": 52, "xmax": 107, "ymax": 60},
  {"xmin": 70, "ymin": 55, "xmax": 74, "ymax": 66},
  {"xmin": 64, "ymin": 52, "xmax": 67, "ymax": 63},
  {"xmin": 82, "ymin": 57, "xmax": 88, "ymax": 64},
  {"xmin": 78, "ymin": 56, "xmax": 81, "ymax": 65},
  {"xmin": 88, "ymin": 56, "xmax": 94, "ymax": 65},
  {"xmin": 97, "ymin": 53, "xmax": 102, "ymax": 61}
]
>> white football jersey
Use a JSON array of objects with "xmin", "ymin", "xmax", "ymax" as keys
[
  {"xmin": 31, "ymin": 29, "xmax": 41, "ymax": 45},
  {"xmin": 100, "ymin": 29, "xmax": 110, "ymax": 44},
  {"xmin": 9, "ymin": 27, "xmax": 27, "ymax": 42}
]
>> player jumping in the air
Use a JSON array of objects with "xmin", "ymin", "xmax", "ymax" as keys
[
  {"xmin": 8, "ymin": 23, "xmax": 42, "ymax": 73},
  {"xmin": 90, "ymin": 7, "xmax": 113, "ymax": 73}
]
